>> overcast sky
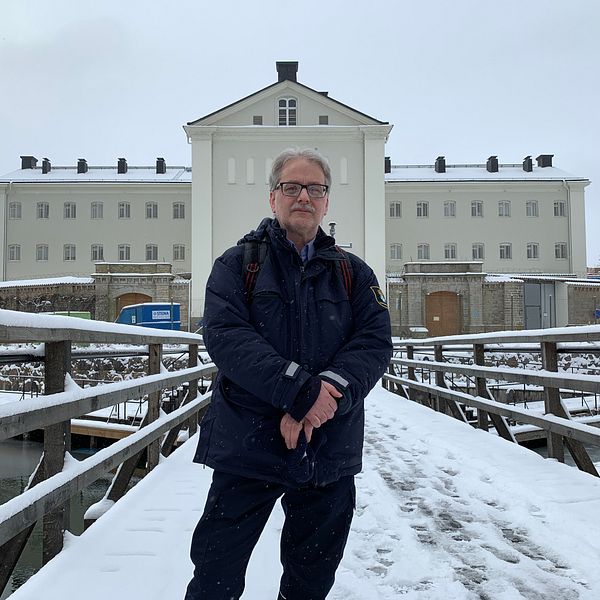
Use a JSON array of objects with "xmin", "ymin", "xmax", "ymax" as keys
[{"xmin": 1, "ymin": 0, "xmax": 599, "ymax": 265}]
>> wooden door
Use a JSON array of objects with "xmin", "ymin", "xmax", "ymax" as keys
[
  {"xmin": 426, "ymin": 291, "xmax": 460, "ymax": 337},
  {"xmin": 116, "ymin": 293, "xmax": 152, "ymax": 316}
]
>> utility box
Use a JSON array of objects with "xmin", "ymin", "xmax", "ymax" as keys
[{"xmin": 116, "ymin": 303, "xmax": 181, "ymax": 330}]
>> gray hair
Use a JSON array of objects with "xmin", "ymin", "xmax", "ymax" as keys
[{"xmin": 269, "ymin": 148, "xmax": 331, "ymax": 191}]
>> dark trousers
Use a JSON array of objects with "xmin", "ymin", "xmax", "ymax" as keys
[{"xmin": 184, "ymin": 471, "xmax": 355, "ymax": 600}]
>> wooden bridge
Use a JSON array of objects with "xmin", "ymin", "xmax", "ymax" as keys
[{"xmin": 1, "ymin": 309, "xmax": 600, "ymax": 598}]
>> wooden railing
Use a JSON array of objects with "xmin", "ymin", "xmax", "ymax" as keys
[
  {"xmin": 0, "ymin": 310, "xmax": 215, "ymax": 592},
  {"xmin": 384, "ymin": 325, "xmax": 600, "ymax": 478}
]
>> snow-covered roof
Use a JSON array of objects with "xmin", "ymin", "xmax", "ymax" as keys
[
  {"xmin": 386, "ymin": 163, "xmax": 588, "ymax": 183},
  {"xmin": 0, "ymin": 165, "xmax": 192, "ymax": 184},
  {"xmin": 0, "ymin": 276, "xmax": 94, "ymax": 289}
]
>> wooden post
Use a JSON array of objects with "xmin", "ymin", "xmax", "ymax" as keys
[
  {"xmin": 42, "ymin": 340, "xmax": 71, "ymax": 565},
  {"xmin": 406, "ymin": 345, "xmax": 419, "ymax": 403},
  {"xmin": 541, "ymin": 341, "xmax": 564, "ymax": 462},
  {"xmin": 474, "ymin": 343, "xmax": 489, "ymax": 431},
  {"xmin": 434, "ymin": 345, "xmax": 446, "ymax": 414},
  {"xmin": 146, "ymin": 343, "xmax": 162, "ymax": 471},
  {"xmin": 187, "ymin": 344, "xmax": 199, "ymax": 436}
]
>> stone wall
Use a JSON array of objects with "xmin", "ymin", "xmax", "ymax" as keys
[
  {"xmin": 567, "ymin": 284, "xmax": 600, "ymax": 325},
  {"xmin": 0, "ymin": 282, "xmax": 96, "ymax": 316}
]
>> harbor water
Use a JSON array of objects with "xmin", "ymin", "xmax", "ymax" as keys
[{"xmin": 0, "ymin": 439, "xmax": 113, "ymax": 599}]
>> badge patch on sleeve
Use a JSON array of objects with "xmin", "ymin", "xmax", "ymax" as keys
[{"xmin": 370, "ymin": 286, "xmax": 388, "ymax": 308}]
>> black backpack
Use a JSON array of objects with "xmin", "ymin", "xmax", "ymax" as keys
[{"xmin": 242, "ymin": 238, "xmax": 353, "ymax": 302}]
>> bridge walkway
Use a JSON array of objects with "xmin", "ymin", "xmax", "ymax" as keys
[{"xmin": 8, "ymin": 386, "xmax": 600, "ymax": 600}]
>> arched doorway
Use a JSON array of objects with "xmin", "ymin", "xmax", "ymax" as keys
[
  {"xmin": 116, "ymin": 293, "xmax": 152, "ymax": 317},
  {"xmin": 426, "ymin": 291, "xmax": 461, "ymax": 337}
]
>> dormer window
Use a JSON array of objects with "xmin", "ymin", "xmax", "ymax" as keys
[{"xmin": 278, "ymin": 98, "xmax": 297, "ymax": 126}]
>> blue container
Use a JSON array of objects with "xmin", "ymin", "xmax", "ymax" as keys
[{"xmin": 116, "ymin": 303, "xmax": 181, "ymax": 330}]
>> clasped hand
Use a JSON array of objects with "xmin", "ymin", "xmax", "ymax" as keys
[{"xmin": 280, "ymin": 381, "xmax": 342, "ymax": 450}]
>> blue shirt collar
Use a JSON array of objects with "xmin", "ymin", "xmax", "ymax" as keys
[{"xmin": 287, "ymin": 237, "xmax": 316, "ymax": 264}]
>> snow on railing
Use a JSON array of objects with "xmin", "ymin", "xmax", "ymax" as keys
[
  {"xmin": 0, "ymin": 309, "xmax": 214, "ymax": 591},
  {"xmin": 386, "ymin": 324, "xmax": 600, "ymax": 480}
]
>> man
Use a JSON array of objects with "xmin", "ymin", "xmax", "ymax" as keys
[{"xmin": 185, "ymin": 148, "xmax": 392, "ymax": 600}]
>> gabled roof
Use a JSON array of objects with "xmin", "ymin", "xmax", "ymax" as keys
[{"xmin": 187, "ymin": 79, "xmax": 388, "ymax": 126}]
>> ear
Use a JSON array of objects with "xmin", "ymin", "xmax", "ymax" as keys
[{"xmin": 269, "ymin": 191, "xmax": 276, "ymax": 214}]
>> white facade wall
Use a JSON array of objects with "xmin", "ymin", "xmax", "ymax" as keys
[
  {"xmin": 3, "ymin": 182, "xmax": 191, "ymax": 280},
  {"xmin": 386, "ymin": 180, "xmax": 588, "ymax": 277},
  {"xmin": 185, "ymin": 80, "xmax": 391, "ymax": 317}
]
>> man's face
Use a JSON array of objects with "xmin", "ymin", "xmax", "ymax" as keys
[{"xmin": 269, "ymin": 158, "xmax": 329, "ymax": 245}]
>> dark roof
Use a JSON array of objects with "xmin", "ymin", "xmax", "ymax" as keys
[{"xmin": 187, "ymin": 80, "xmax": 387, "ymax": 126}]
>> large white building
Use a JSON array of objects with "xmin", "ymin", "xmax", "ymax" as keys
[{"xmin": 0, "ymin": 61, "xmax": 591, "ymax": 327}]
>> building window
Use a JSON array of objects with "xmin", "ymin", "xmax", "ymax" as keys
[
  {"xmin": 8, "ymin": 244, "xmax": 21, "ymax": 261},
  {"xmin": 526, "ymin": 200, "xmax": 539, "ymax": 217},
  {"xmin": 319, "ymin": 115, "xmax": 329, "ymax": 125},
  {"xmin": 499, "ymin": 243, "xmax": 512, "ymax": 260},
  {"xmin": 145, "ymin": 202, "xmax": 158, "ymax": 219},
  {"xmin": 443, "ymin": 200, "xmax": 456, "ymax": 217},
  {"xmin": 527, "ymin": 242, "xmax": 539, "ymax": 259},
  {"xmin": 417, "ymin": 243, "xmax": 430, "ymax": 260},
  {"xmin": 64, "ymin": 202, "xmax": 76, "ymax": 219},
  {"xmin": 390, "ymin": 244, "xmax": 402, "ymax": 260},
  {"xmin": 173, "ymin": 202, "xmax": 185, "ymax": 219},
  {"xmin": 91, "ymin": 201, "xmax": 104, "ymax": 219},
  {"xmin": 173, "ymin": 244, "xmax": 185, "ymax": 261},
  {"xmin": 471, "ymin": 201, "xmax": 483, "ymax": 217},
  {"xmin": 91, "ymin": 244, "xmax": 104, "ymax": 262},
  {"xmin": 472, "ymin": 243, "xmax": 485, "ymax": 260},
  {"xmin": 416, "ymin": 201, "xmax": 429, "ymax": 218},
  {"xmin": 389, "ymin": 202, "xmax": 402, "ymax": 218},
  {"xmin": 444, "ymin": 243, "xmax": 457, "ymax": 260},
  {"xmin": 555, "ymin": 242, "xmax": 568, "ymax": 259},
  {"xmin": 36, "ymin": 244, "xmax": 48, "ymax": 261},
  {"xmin": 37, "ymin": 202, "xmax": 49, "ymax": 219},
  {"xmin": 146, "ymin": 244, "xmax": 158, "ymax": 261},
  {"xmin": 118, "ymin": 244, "xmax": 131, "ymax": 261},
  {"xmin": 118, "ymin": 202, "xmax": 131, "ymax": 219},
  {"xmin": 554, "ymin": 200, "xmax": 567, "ymax": 217},
  {"xmin": 498, "ymin": 200, "xmax": 511, "ymax": 217},
  {"xmin": 278, "ymin": 97, "xmax": 297, "ymax": 126},
  {"xmin": 63, "ymin": 244, "xmax": 76, "ymax": 261},
  {"xmin": 8, "ymin": 202, "xmax": 22, "ymax": 219},
  {"xmin": 252, "ymin": 115, "xmax": 263, "ymax": 125}
]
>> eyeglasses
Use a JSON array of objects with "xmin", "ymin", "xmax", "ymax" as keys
[{"xmin": 276, "ymin": 182, "xmax": 329, "ymax": 199}]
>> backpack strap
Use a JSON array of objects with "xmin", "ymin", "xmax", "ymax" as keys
[
  {"xmin": 243, "ymin": 239, "xmax": 268, "ymax": 301},
  {"xmin": 334, "ymin": 245, "xmax": 353, "ymax": 298}
]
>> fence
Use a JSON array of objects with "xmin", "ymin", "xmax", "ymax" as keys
[
  {"xmin": 384, "ymin": 325, "xmax": 600, "ymax": 478},
  {"xmin": 0, "ymin": 310, "xmax": 215, "ymax": 593}
]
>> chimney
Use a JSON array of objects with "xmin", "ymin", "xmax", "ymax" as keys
[
  {"xmin": 486, "ymin": 155, "xmax": 499, "ymax": 173},
  {"xmin": 77, "ymin": 158, "xmax": 88, "ymax": 174},
  {"xmin": 384, "ymin": 156, "xmax": 391, "ymax": 174},
  {"xmin": 523, "ymin": 155, "xmax": 533, "ymax": 172},
  {"xmin": 42, "ymin": 158, "xmax": 51, "ymax": 174},
  {"xmin": 156, "ymin": 157, "xmax": 166, "ymax": 174},
  {"xmin": 536, "ymin": 154, "xmax": 553, "ymax": 168},
  {"xmin": 20, "ymin": 155, "xmax": 37, "ymax": 170},
  {"xmin": 276, "ymin": 61, "xmax": 298, "ymax": 83},
  {"xmin": 434, "ymin": 156, "xmax": 446, "ymax": 173},
  {"xmin": 117, "ymin": 157, "xmax": 127, "ymax": 174}
]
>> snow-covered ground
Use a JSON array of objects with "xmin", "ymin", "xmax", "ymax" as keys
[{"xmin": 7, "ymin": 386, "xmax": 600, "ymax": 600}]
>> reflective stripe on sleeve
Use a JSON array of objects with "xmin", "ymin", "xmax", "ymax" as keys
[
  {"xmin": 319, "ymin": 370, "xmax": 349, "ymax": 389},
  {"xmin": 284, "ymin": 361, "xmax": 300, "ymax": 379}
]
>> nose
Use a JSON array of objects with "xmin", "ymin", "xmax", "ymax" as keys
[{"xmin": 297, "ymin": 187, "xmax": 311, "ymax": 203}]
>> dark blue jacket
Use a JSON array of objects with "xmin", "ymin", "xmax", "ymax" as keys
[{"xmin": 194, "ymin": 218, "xmax": 392, "ymax": 486}]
